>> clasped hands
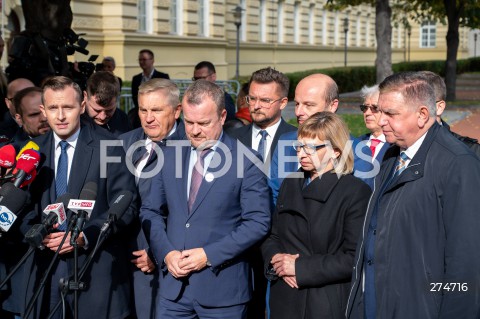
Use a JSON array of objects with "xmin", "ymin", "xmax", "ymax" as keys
[
  {"xmin": 42, "ymin": 226, "xmax": 85, "ymax": 255},
  {"xmin": 270, "ymin": 253, "xmax": 300, "ymax": 289},
  {"xmin": 164, "ymin": 248, "xmax": 208, "ymax": 278}
]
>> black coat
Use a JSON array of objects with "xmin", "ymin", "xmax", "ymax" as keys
[{"xmin": 262, "ymin": 172, "xmax": 371, "ymax": 319}]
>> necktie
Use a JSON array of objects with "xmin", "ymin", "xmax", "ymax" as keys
[
  {"xmin": 370, "ymin": 138, "xmax": 381, "ymax": 159},
  {"xmin": 392, "ymin": 152, "xmax": 409, "ymax": 178},
  {"xmin": 55, "ymin": 141, "xmax": 69, "ymax": 231},
  {"xmin": 56, "ymin": 141, "xmax": 69, "ymax": 197},
  {"xmin": 135, "ymin": 141, "xmax": 152, "ymax": 184},
  {"xmin": 257, "ymin": 130, "xmax": 268, "ymax": 162},
  {"xmin": 188, "ymin": 149, "xmax": 211, "ymax": 212}
]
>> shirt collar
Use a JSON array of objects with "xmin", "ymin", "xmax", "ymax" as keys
[
  {"xmin": 252, "ymin": 118, "xmax": 282, "ymax": 138},
  {"xmin": 403, "ymin": 130, "xmax": 428, "ymax": 160},
  {"xmin": 369, "ymin": 133, "xmax": 386, "ymax": 143},
  {"xmin": 54, "ymin": 127, "xmax": 81, "ymax": 150}
]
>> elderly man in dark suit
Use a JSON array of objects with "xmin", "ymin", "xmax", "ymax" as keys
[
  {"xmin": 119, "ymin": 78, "xmax": 185, "ymax": 319},
  {"xmin": 140, "ymin": 79, "xmax": 270, "ymax": 318},
  {"xmin": 130, "ymin": 49, "xmax": 170, "ymax": 128},
  {"xmin": 20, "ymin": 76, "xmax": 137, "ymax": 319},
  {"xmin": 347, "ymin": 72, "xmax": 480, "ymax": 318}
]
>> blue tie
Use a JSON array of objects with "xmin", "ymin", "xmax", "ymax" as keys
[
  {"xmin": 392, "ymin": 152, "xmax": 409, "ymax": 178},
  {"xmin": 55, "ymin": 141, "xmax": 69, "ymax": 231},
  {"xmin": 257, "ymin": 130, "xmax": 268, "ymax": 162}
]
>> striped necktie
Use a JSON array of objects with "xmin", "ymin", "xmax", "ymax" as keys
[{"xmin": 392, "ymin": 152, "xmax": 409, "ymax": 178}]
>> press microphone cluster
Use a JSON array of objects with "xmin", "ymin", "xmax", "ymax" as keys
[
  {"xmin": 69, "ymin": 182, "xmax": 97, "ymax": 244},
  {"xmin": 0, "ymin": 141, "xmax": 40, "ymax": 188},
  {"xmin": 0, "ymin": 182, "xmax": 30, "ymax": 234}
]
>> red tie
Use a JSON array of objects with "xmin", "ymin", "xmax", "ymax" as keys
[{"xmin": 370, "ymin": 139, "xmax": 381, "ymax": 158}]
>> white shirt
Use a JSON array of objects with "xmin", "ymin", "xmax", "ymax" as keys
[
  {"xmin": 402, "ymin": 131, "xmax": 428, "ymax": 167},
  {"xmin": 367, "ymin": 133, "xmax": 386, "ymax": 161},
  {"xmin": 251, "ymin": 119, "xmax": 282, "ymax": 157},
  {"xmin": 53, "ymin": 128, "xmax": 80, "ymax": 183},
  {"xmin": 135, "ymin": 138, "xmax": 153, "ymax": 184}
]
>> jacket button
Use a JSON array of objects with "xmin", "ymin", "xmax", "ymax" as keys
[
  {"xmin": 367, "ymin": 259, "xmax": 374, "ymax": 266},
  {"xmin": 186, "ymin": 223, "xmax": 190, "ymax": 228}
]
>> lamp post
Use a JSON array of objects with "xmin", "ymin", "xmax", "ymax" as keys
[
  {"xmin": 475, "ymin": 33, "xmax": 478, "ymax": 57},
  {"xmin": 343, "ymin": 17, "xmax": 349, "ymax": 67},
  {"xmin": 233, "ymin": 5, "xmax": 243, "ymax": 80}
]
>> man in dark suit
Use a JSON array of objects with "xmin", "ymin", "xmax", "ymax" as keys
[
  {"xmin": 130, "ymin": 49, "xmax": 170, "ymax": 128},
  {"xmin": 20, "ymin": 76, "xmax": 137, "ymax": 319},
  {"xmin": 0, "ymin": 78, "xmax": 34, "ymax": 141},
  {"xmin": 82, "ymin": 71, "xmax": 131, "ymax": 137},
  {"xmin": 228, "ymin": 67, "xmax": 295, "ymax": 319},
  {"xmin": 119, "ymin": 78, "xmax": 185, "ymax": 319},
  {"xmin": 192, "ymin": 61, "xmax": 236, "ymax": 122},
  {"xmin": 353, "ymin": 85, "xmax": 390, "ymax": 189},
  {"xmin": 140, "ymin": 79, "xmax": 270, "ymax": 318},
  {"xmin": 346, "ymin": 72, "xmax": 480, "ymax": 318}
]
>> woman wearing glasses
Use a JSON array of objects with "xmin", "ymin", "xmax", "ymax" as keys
[{"xmin": 262, "ymin": 112, "xmax": 371, "ymax": 319}]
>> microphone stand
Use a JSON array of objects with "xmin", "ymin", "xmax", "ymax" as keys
[
  {"xmin": 46, "ymin": 215, "xmax": 118, "ymax": 319},
  {"xmin": 0, "ymin": 246, "xmax": 35, "ymax": 290},
  {"xmin": 23, "ymin": 216, "xmax": 77, "ymax": 319},
  {"xmin": 69, "ymin": 211, "xmax": 88, "ymax": 319}
]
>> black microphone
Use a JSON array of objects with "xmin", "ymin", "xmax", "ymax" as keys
[
  {"xmin": 24, "ymin": 193, "xmax": 74, "ymax": 249},
  {"xmin": 0, "ymin": 182, "xmax": 29, "ymax": 234},
  {"xmin": 100, "ymin": 191, "xmax": 133, "ymax": 236},
  {"xmin": 69, "ymin": 182, "xmax": 97, "ymax": 245}
]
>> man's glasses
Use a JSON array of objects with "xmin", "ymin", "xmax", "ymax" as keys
[
  {"xmin": 192, "ymin": 74, "xmax": 213, "ymax": 81},
  {"xmin": 292, "ymin": 141, "xmax": 327, "ymax": 155},
  {"xmin": 245, "ymin": 96, "xmax": 284, "ymax": 108},
  {"xmin": 359, "ymin": 104, "xmax": 379, "ymax": 113}
]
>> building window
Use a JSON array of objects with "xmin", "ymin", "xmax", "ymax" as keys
[
  {"xmin": 138, "ymin": 0, "xmax": 152, "ymax": 33},
  {"xmin": 260, "ymin": 0, "xmax": 266, "ymax": 42},
  {"xmin": 308, "ymin": 3, "xmax": 315, "ymax": 45},
  {"xmin": 170, "ymin": 0, "xmax": 183, "ymax": 35},
  {"xmin": 241, "ymin": 0, "xmax": 247, "ymax": 41},
  {"xmin": 294, "ymin": 2, "xmax": 301, "ymax": 44},
  {"xmin": 322, "ymin": 11, "xmax": 327, "ymax": 45},
  {"xmin": 278, "ymin": 1, "xmax": 284, "ymax": 43},
  {"xmin": 420, "ymin": 21, "xmax": 436, "ymax": 48},
  {"xmin": 198, "ymin": 0, "xmax": 209, "ymax": 37}
]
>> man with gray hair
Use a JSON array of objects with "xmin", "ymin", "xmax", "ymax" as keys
[
  {"xmin": 140, "ymin": 79, "xmax": 270, "ymax": 318},
  {"xmin": 347, "ymin": 72, "xmax": 480, "ymax": 318}
]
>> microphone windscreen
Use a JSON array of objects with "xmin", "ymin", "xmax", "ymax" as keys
[
  {"xmin": 16, "ymin": 149, "xmax": 40, "ymax": 174},
  {"xmin": 79, "ymin": 181, "xmax": 97, "ymax": 201},
  {"xmin": 108, "ymin": 191, "xmax": 133, "ymax": 221},
  {"xmin": 0, "ymin": 144, "xmax": 16, "ymax": 169},
  {"xmin": 16, "ymin": 141, "xmax": 40, "ymax": 161},
  {"xmin": 19, "ymin": 169, "xmax": 37, "ymax": 188},
  {"xmin": 0, "ymin": 182, "xmax": 29, "ymax": 214}
]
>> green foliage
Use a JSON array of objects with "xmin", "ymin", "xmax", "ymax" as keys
[
  {"xmin": 283, "ymin": 57, "xmax": 480, "ymax": 99},
  {"xmin": 287, "ymin": 115, "xmax": 369, "ymax": 138}
]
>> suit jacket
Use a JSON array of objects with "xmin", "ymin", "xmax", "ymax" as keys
[
  {"xmin": 352, "ymin": 134, "xmax": 391, "ymax": 189},
  {"xmin": 346, "ymin": 123, "xmax": 480, "ymax": 319},
  {"xmin": 228, "ymin": 118, "xmax": 296, "ymax": 167},
  {"xmin": 20, "ymin": 123, "xmax": 138, "ymax": 319},
  {"xmin": 81, "ymin": 108, "xmax": 131, "ymax": 138},
  {"xmin": 119, "ymin": 120, "xmax": 186, "ymax": 319},
  {"xmin": 262, "ymin": 172, "xmax": 371, "ymax": 319},
  {"xmin": 140, "ymin": 133, "xmax": 271, "ymax": 307}
]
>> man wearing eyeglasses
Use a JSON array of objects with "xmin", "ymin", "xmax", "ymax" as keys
[
  {"xmin": 353, "ymin": 85, "xmax": 391, "ymax": 189},
  {"xmin": 130, "ymin": 49, "xmax": 170, "ymax": 128},
  {"xmin": 192, "ymin": 61, "xmax": 236, "ymax": 122}
]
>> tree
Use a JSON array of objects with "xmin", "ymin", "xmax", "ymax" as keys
[
  {"xmin": 327, "ymin": 0, "xmax": 393, "ymax": 84},
  {"xmin": 402, "ymin": 0, "xmax": 480, "ymax": 100}
]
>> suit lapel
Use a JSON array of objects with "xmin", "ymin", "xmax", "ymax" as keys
[{"xmin": 69, "ymin": 126, "xmax": 94, "ymax": 197}]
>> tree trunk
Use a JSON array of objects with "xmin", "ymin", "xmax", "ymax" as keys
[
  {"xmin": 444, "ymin": 0, "xmax": 463, "ymax": 101},
  {"xmin": 375, "ymin": 0, "xmax": 393, "ymax": 83}
]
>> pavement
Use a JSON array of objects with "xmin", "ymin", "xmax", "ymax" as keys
[{"xmin": 283, "ymin": 73, "xmax": 480, "ymax": 141}]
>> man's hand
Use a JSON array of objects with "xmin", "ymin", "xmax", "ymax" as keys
[
  {"xmin": 178, "ymin": 248, "xmax": 208, "ymax": 273},
  {"xmin": 283, "ymin": 276, "xmax": 299, "ymax": 289},
  {"xmin": 271, "ymin": 253, "xmax": 299, "ymax": 277},
  {"xmin": 42, "ymin": 231, "xmax": 85, "ymax": 254},
  {"xmin": 131, "ymin": 249, "xmax": 156, "ymax": 273},
  {"xmin": 164, "ymin": 250, "xmax": 189, "ymax": 278}
]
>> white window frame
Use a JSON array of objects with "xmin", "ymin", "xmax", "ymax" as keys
[
  {"xmin": 322, "ymin": 11, "xmax": 327, "ymax": 46},
  {"xmin": 278, "ymin": 1, "xmax": 284, "ymax": 43},
  {"xmin": 260, "ymin": 0, "xmax": 266, "ymax": 42},
  {"xmin": 198, "ymin": 0, "xmax": 209, "ymax": 37},
  {"xmin": 170, "ymin": 0, "xmax": 183, "ymax": 35},
  {"xmin": 294, "ymin": 2, "xmax": 301, "ymax": 44},
  {"xmin": 138, "ymin": 0, "xmax": 153, "ymax": 34},
  {"xmin": 420, "ymin": 21, "xmax": 436, "ymax": 48},
  {"xmin": 241, "ymin": 0, "xmax": 247, "ymax": 41},
  {"xmin": 308, "ymin": 4, "xmax": 315, "ymax": 45}
]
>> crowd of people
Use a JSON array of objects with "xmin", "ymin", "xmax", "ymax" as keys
[{"xmin": 0, "ymin": 46, "xmax": 479, "ymax": 319}]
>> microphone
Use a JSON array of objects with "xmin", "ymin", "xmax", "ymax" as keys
[
  {"xmin": 16, "ymin": 141, "xmax": 40, "ymax": 161},
  {"xmin": 24, "ymin": 194, "xmax": 73, "ymax": 249},
  {"xmin": 0, "ymin": 182, "xmax": 29, "ymax": 233},
  {"xmin": 69, "ymin": 182, "xmax": 97, "ymax": 244},
  {"xmin": 0, "ymin": 144, "xmax": 16, "ymax": 177},
  {"xmin": 12, "ymin": 149, "xmax": 40, "ymax": 188},
  {"xmin": 100, "ymin": 191, "xmax": 133, "ymax": 235}
]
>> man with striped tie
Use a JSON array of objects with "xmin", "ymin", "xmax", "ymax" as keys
[{"xmin": 346, "ymin": 71, "xmax": 480, "ymax": 319}]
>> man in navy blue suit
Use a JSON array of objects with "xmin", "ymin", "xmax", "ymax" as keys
[
  {"xmin": 119, "ymin": 78, "xmax": 185, "ymax": 319},
  {"xmin": 353, "ymin": 85, "xmax": 390, "ymax": 189},
  {"xmin": 20, "ymin": 76, "xmax": 137, "ymax": 319},
  {"xmin": 140, "ymin": 79, "xmax": 270, "ymax": 318}
]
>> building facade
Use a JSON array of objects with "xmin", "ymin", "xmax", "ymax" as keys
[{"xmin": 1, "ymin": 0, "xmax": 472, "ymax": 81}]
